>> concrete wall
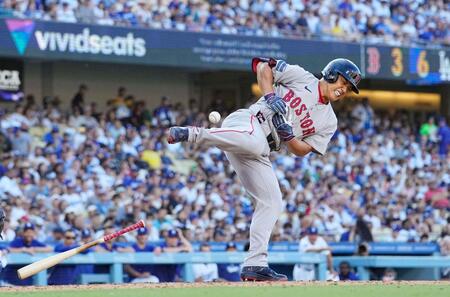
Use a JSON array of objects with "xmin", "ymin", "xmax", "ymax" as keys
[{"xmin": 23, "ymin": 60, "xmax": 191, "ymax": 110}]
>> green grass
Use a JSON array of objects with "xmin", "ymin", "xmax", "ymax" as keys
[{"xmin": 1, "ymin": 283, "xmax": 450, "ymax": 297}]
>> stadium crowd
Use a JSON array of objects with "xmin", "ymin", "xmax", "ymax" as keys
[
  {"xmin": 0, "ymin": 85, "xmax": 449, "ymax": 284},
  {"xmin": 0, "ymin": 0, "xmax": 449, "ymax": 46}
]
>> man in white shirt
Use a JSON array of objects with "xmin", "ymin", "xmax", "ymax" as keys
[
  {"xmin": 192, "ymin": 243, "xmax": 218, "ymax": 282},
  {"xmin": 363, "ymin": 205, "xmax": 382, "ymax": 230},
  {"xmin": 293, "ymin": 227, "xmax": 336, "ymax": 281}
]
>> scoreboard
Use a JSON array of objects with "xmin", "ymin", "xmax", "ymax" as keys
[{"xmin": 365, "ymin": 45, "xmax": 449, "ymax": 84}]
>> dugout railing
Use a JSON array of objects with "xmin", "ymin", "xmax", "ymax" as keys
[
  {"xmin": 5, "ymin": 252, "xmax": 327, "ymax": 285},
  {"xmin": 4, "ymin": 253, "xmax": 450, "ymax": 285}
]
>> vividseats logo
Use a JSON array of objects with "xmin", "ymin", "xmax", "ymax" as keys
[
  {"xmin": 6, "ymin": 19, "xmax": 35, "ymax": 55},
  {"xmin": 6, "ymin": 19, "xmax": 146, "ymax": 57}
]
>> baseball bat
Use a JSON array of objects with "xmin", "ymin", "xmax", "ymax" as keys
[{"xmin": 17, "ymin": 220, "xmax": 145, "ymax": 280}]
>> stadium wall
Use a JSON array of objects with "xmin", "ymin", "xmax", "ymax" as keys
[{"xmin": 23, "ymin": 61, "xmax": 191, "ymax": 110}]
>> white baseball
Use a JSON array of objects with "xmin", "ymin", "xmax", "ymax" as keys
[{"xmin": 208, "ymin": 111, "xmax": 221, "ymax": 124}]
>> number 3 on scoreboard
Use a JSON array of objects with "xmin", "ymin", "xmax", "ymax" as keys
[{"xmin": 391, "ymin": 48, "xmax": 403, "ymax": 77}]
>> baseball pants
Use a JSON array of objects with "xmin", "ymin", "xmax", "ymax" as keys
[{"xmin": 188, "ymin": 109, "xmax": 283, "ymax": 267}]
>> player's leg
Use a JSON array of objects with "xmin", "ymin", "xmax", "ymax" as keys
[
  {"xmin": 225, "ymin": 152, "xmax": 287, "ymax": 281},
  {"xmin": 168, "ymin": 109, "xmax": 268, "ymax": 156}
]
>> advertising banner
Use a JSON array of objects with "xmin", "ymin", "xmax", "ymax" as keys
[
  {"xmin": 0, "ymin": 58, "xmax": 23, "ymax": 102},
  {"xmin": 0, "ymin": 18, "xmax": 448, "ymax": 83}
]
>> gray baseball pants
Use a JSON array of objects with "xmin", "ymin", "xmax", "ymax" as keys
[{"xmin": 187, "ymin": 109, "xmax": 283, "ymax": 267}]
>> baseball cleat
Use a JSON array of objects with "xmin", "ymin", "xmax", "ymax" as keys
[
  {"xmin": 240, "ymin": 266, "xmax": 288, "ymax": 282},
  {"xmin": 167, "ymin": 127, "xmax": 189, "ymax": 144}
]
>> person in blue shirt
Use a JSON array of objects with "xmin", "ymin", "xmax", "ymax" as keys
[
  {"xmin": 338, "ymin": 261, "xmax": 359, "ymax": 281},
  {"xmin": 76, "ymin": 229, "xmax": 95, "ymax": 275},
  {"xmin": 438, "ymin": 118, "xmax": 450, "ymax": 157},
  {"xmin": 153, "ymin": 96, "xmax": 174, "ymax": 127},
  {"xmin": 5, "ymin": 223, "xmax": 52, "ymax": 285},
  {"xmin": 154, "ymin": 229, "xmax": 193, "ymax": 282},
  {"xmin": 48, "ymin": 229, "xmax": 80, "ymax": 285},
  {"xmin": 217, "ymin": 242, "xmax": 241, "ymax": 282},
  {"xmin": 124, "ymin": 227, "xmax": 160, "ymax": 283},
  {"xmin": 94, "ymin": 225, "xmax": 122, "ymax": 274}
]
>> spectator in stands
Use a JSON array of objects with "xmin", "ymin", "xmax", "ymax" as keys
[
  {"xmin": 124, "ymin": 227, "xmax": 160, "ymax": 283},
  {"xmin": 8, "ymin": 223, "xmax": 52, "ymax": 254},
  {"xmin": 7, "ymin": 126, "xmax": 32, "ymax": 157},
  {"xmin": 382, "ymin": 268, "xmax": 397, "ymax": 281},
  {"xmin": 353, "ymin": 209, "xmax": 374, "ymax": 242},
  {"xmin": 351, "ymin": 98, "xmax": 374, "ymax": 132},
  {"xmin": 5, "ymin": 223, "xmax": 52, "ymax": 285},
  {"xmin": 46, "ymin": 226, "xmax": 65, "ymax": 246},
  {"xmin": 153, "ymin": 96, "xmax": 175, "ymax": 127},
  {"xmin": 338, "ymin": 261, "xmax": 359, "ymax": 281},
  {"xmin": 76, "ymin": 0, "xmax": 96, "ymax": 24},
  {"xmin": 71, "ymin": 84, "xmax": 88, "ymax": 114},
  {"xmin": 0, "ymin": 217, "xmax": 15, "ymax": 242},
  {"xmin": 48, "ymin": 229, "xmax": 80, "ymax": 285},
  {"xmin": 57, "ymin": 2, "xmax": 77, "ymax": 23},
  {"xmin": 192, "ymin": 242, "xmax": 219, "ymax": 282},
  {"xmin": 420, "ymin": 117, "xmax": 438, "ymax": 143},
  {"xmin": 77, "ymin": 229, "xmax": 95, "ymax": 276},
  {"xmin": 356, "ymin": 242, "xmax": 370, "ymax": 256},
  {"xmin": 293, "ymin": 227, "xmax": 336, "ymax": 281},
  {"xmin": 217, "ymin": 242, "xmax": 241, "ymax": 282},
  {"xmin": 94, "ymin": 225, "xmax": 123, "ymax": 274},
  {"xmin": 155, "ymin": 229, "xmax": 193, "ymax": 282},
  {"xmin": 437, "ymin": 118, "xmax": 450, "ymax": 157},
  {"xmin": 0, "ymin": 168, "xmax": 23, "ymax": 199}
]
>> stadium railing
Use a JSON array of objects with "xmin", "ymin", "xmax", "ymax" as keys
[
  {"xmin": 1, "ymin": 242, "xmax": 439, "ymax": 255},
  {"xmin": 6, "ymin": 252, "xmax": 328, "ymax": 285},
  {"xmin": 6, "ymin": 252, "xmax": 450, "ymax": 285},
  {"xmin": 333, "ymin": 256, "xmax": 450, "ymax": 280}
]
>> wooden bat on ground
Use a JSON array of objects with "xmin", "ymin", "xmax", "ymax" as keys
[{"xmin": 17, "ymin": 220, "xmax": 145, "ymax": 280}]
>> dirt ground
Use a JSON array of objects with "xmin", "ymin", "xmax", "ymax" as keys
[{"xmin": 0, "ymin": 280, "xmax": 448, "ymax": 292}]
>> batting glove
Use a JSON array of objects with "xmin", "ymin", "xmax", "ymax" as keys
[
  {"xmin": 264, "ymin": 93, "xmax": 286, "ymax": 115},
  {"xmin": 272, "ymin": 113, "xmax": 294, "ymax": 142}
]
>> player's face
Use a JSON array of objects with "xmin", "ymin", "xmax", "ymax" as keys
[{"xmin": 328, "ymin": 75, "xmax": 353, "ymax": 102}]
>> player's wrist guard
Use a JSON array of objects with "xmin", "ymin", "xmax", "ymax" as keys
[
  {"xmin": 272, "ymin": 114, "xmax": 294, "ymax": 142},
  {"xmin": 264, "ymin": 92, "xmax": 286, "ymax": 115}
]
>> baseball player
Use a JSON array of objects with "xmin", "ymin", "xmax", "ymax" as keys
[{"xmin": 168, "ymin": 58, "xmax": 361, "ymax": 281}]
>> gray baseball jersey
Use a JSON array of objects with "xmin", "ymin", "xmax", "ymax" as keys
[
  {"xmin": 250, "ymin": 60, "xmax": 338, "ymax": 155},
  {"xmin": 184, "ymin": 59, "xmax": 337, "ymax": 268}
]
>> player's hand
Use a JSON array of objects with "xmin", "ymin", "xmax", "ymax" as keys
[
  {"xmin": 272, "ymin": 113, "xmax": 294, "ymax": 142},
  {"xmin": 264, "ymin": 93, "xmax": 286, "ymax": 114}
]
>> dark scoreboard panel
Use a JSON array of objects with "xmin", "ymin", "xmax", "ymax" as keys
[{"xmin": 364, "ymin": 45, "xmax": 449, "ymax": 84}]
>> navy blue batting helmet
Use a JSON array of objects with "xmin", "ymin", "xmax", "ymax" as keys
[{"xmin": 322, "ymin": 58, "xmax": 362, "ymax": 94}]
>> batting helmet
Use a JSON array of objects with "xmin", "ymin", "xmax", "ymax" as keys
[{"xmin": 322, "ymin": 58, "xmax": 362, "ymax": 94}]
